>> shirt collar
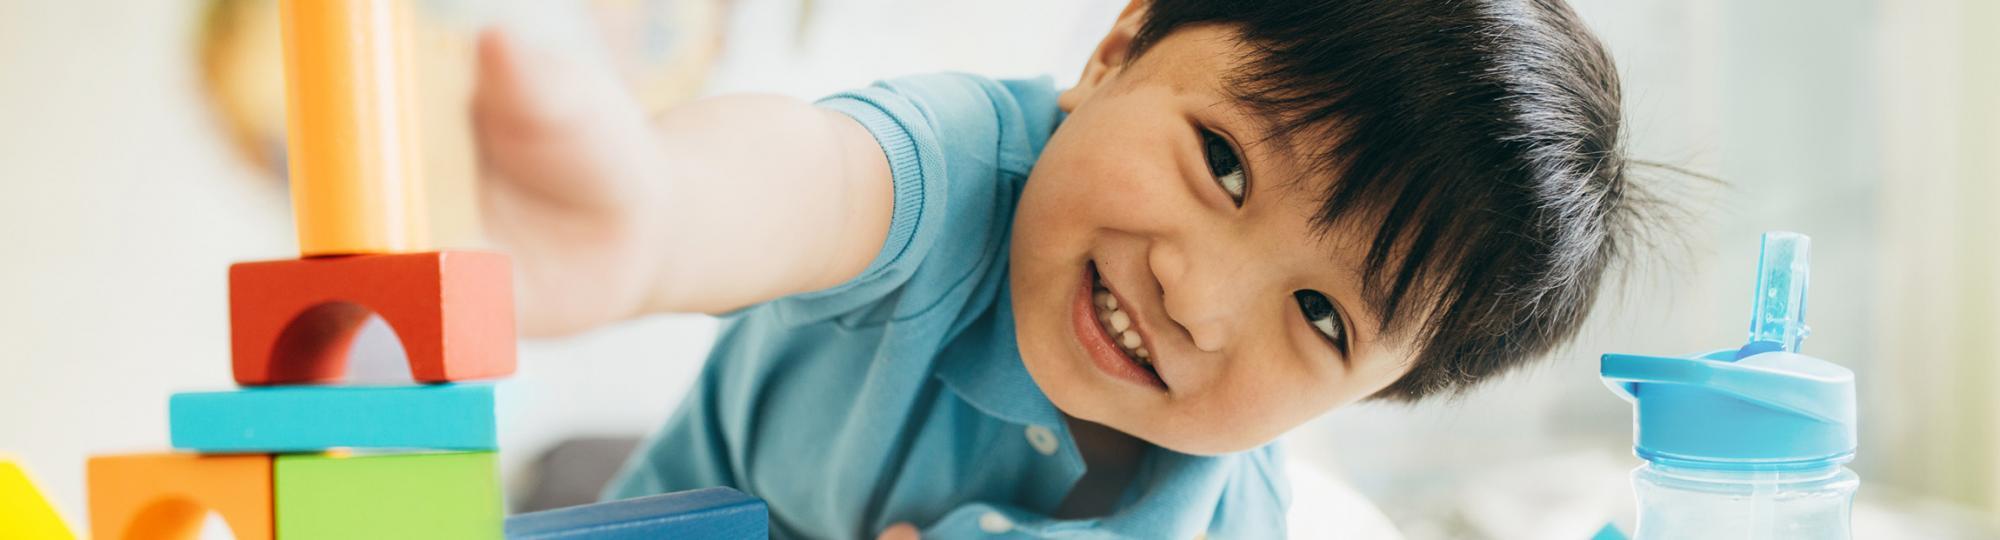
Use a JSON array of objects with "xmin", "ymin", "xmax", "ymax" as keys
[
  {"xmin": 998, "ymin": 76, "xmax": 1062, "ymax": 174},
  {"xmin": 934, "ymin": 290, "xmax": 1068, "ymax": 431}
]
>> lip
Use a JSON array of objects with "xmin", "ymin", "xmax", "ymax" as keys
[{"xmin": 1072, "ymin": 262, "xmax": 1168, "ymax": 392}]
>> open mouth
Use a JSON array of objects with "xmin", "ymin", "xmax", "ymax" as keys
[{"xmin": 1072, "ymin": 262, "xmax": 1166, "ymax": 391}]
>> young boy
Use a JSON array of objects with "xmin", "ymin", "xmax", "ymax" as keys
[{"xmin": 474, "ymin": 0, "xmax": 1632, "ymax": 537}]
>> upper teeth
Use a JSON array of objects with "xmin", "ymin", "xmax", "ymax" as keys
[{"xmin": 1093, "ymin": 281, "xmax": 1152, "ymax": 363}]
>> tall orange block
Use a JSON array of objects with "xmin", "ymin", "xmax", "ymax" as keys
[
  {"xmin": 229, "ymin": 250, "xmax": 515, "ymax": 385},
  {"xmin": 280, "ymin": 0, "xmax": 428, "ymax": 256},
  {"xmin": 87, "ymin": 453, "xmax": 272, "ymax": 540}
]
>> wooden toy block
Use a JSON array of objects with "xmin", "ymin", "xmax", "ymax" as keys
[
  {"xmin": 280, "ymin": 0, "xmax": 428, "ymax": 256},
  {"xmin": 171, "ymin": 384, "xmax": 497, "ymax": 453},
  {"xmin": 229, "ymin": 250, "xmax": 515, "ymax": 385},
  {"xmin": 505, "ymin": 487, "xmax": 768, "ymax": 540},
  {"xmin": 86, "ymin": 453, "xmax": 272, "ymax": 540},
  {"xmin": 275, "ymin": 452, "xmax": 501, "ymax": 540},
  {"xmin": 1, "ymin": 458, "xmax": 75, "ymax": 539}
]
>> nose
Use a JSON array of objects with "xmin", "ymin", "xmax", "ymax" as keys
[{"xmin": 1152, "ymin": 240, "xmax": 1264, "ymax": 353}]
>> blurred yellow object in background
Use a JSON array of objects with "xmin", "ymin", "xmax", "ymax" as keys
[
  {"xmin": 1, "ymin": 458, "xmax": 76, "ymax": 540},
  {"xmin": 278, "ymin": 0, "xmax": 427, "ymax": 256}
]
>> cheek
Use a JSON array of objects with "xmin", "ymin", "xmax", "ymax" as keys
[
  {"xmin": 1024, "ymin": 156, "xmax": 1195, "ymax": 264},
  {"xmin": 1229, "ymin": 358, "xmax": 1341, "ymax": 429},
  {"xmin": 1154, "ymin": 351, "xmax": 1346, "ymax": 454},
  {"xmin": 1031, "ymin": 105, "xmax": 1191, "ymax": 208},
  {"xmin": 1033, "ymin": 150, "xmax": 1163, "ymax": 215}
]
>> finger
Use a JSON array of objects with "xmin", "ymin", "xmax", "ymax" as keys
[
  {"xmin": 472, "ymin": 27, "xmax": 524, "ymax": 117},
  {"xmin": 471, "ymin": 27, "xmax": 650, "ymax": 161},
  {"xmin": 876, "ymin": 523, "xmax": 921, "ymax": 540},
  {"xmin": 472, "ymin": 27, "xmax": 591, "ymax": 134}
]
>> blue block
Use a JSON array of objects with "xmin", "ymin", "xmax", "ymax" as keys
[
  {"xmin": 505, "ymin": 487, "xmax": 768, "ymax": 540},
  {"xmin": 170, "ymin": 383, "xmax": 497, "ymax": 452}
]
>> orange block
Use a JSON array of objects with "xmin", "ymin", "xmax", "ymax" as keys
[
  {"xmin": 229, "ymin": 250, "xmax": 515, "ymax": 385},
  {"xmin": 280, "ymin": 0, "xmax": 428, "ymax": 256},
  {"xmin": 87, "ymin": 453, "xmax": 272, "ymax": 540}
]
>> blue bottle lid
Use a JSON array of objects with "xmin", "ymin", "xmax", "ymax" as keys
[{"xmin": 1601, "ymin": 232, "xmax": 1857, "ymax": 471}]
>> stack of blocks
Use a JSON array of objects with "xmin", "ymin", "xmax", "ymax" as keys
[
  {"xmin": 84, "ymin": 250, "xmax": 517, "ymax": 539},
  {"xmin": 84, "ymin": 1, "xmax": 513, "ymax": 538},
  {"xmin": 70, "ymin": 0, "xmax": 771, "ymax": 537}
]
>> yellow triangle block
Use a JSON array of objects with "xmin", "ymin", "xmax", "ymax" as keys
[{"xmin": 2, "ymin": 458, "xmax": 76, "ymax": 540}]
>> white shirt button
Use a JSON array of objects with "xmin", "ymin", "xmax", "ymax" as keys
[
  {"xmin": 979, "ymin": 511, "xmax": 1014, "ymax": 534},
  {"xmin": 1024, "ymin": 425, "xmax": 1060, "ymax": 456}
]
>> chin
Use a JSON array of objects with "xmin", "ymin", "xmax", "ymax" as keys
[
  {"xmin": 1097, "ymin": 411, "xmax": 1273, "ymax": 456},
  {"xmin": 1030, "ymin": 369, "xmax": 1275, "ymax": 457},
  {"xmin": 1132, "ymin": 424, "xmax": 1270, "ymax": 456}
]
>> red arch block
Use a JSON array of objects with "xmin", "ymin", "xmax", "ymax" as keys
[{"xmin": 230, "ymin": 250, "xmax": 515, "ymax": 385}]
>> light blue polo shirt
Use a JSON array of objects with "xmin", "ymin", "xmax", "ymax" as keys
[{"xmin": 605, "ymin": 73, "xmax": 1290, "ymax": 539}]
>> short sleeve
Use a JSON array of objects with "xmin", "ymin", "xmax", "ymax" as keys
[{"xmin": 760, "ymin": 73, "xmax": 1057, "ymax": 324}]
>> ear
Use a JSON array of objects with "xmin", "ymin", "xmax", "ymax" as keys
[{"xmin": 1058, "ymin": 0, "xmax": 1148, "ymax": 113}]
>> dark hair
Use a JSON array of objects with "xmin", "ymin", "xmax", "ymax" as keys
[{"xmin": 1132, "ymin": 0, "xmax": 1634, "ymax": 400}]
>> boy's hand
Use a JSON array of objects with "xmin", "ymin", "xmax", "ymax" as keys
[
  {"xmin": 472, "ymin": 29, "xmax": 668, "ymax": 335},
  {"xmin": 877, "ymin": 523, "xmax": 920, "ymax": 540},
  {"xmin": 472, "ymin": 28, "xmax": 892, "ymax": 335}
]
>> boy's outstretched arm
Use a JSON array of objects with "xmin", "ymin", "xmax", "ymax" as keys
[{"xmin": 472, "ymin": 30, "xmax": 892, "ymax": 336}]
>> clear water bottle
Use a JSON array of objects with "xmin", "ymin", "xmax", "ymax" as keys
[{"xmin": 1602, "ymin": 232, "xmax": 1859, "ymax": 539}]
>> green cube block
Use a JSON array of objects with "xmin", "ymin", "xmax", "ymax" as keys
[{"xmin": 276, "ymin": 452, "xmax": 502, "ymax": 539}]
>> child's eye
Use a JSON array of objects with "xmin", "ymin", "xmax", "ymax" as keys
[
  {"xmin": 1293, "ymin": 290, "xmax": 1347, "ymax": 352},
  {"xmin": 1200, "ymin": 129, "xmax": 1247, "ymax": 206}
]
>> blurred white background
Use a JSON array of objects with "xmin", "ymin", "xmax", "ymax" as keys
[{"xmin": 2, "ymin": 0, "xmax": 1994, "ymax": 538}]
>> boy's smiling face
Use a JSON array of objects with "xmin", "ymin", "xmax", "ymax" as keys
[{"xmin": 1010, "ymin": 20, "xmax": 1420, "ymax": 456}]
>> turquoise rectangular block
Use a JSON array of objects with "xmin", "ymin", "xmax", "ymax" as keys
[{"xmin": 170, "ymin": 383, "xmax": 497, "ymax": 452}]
